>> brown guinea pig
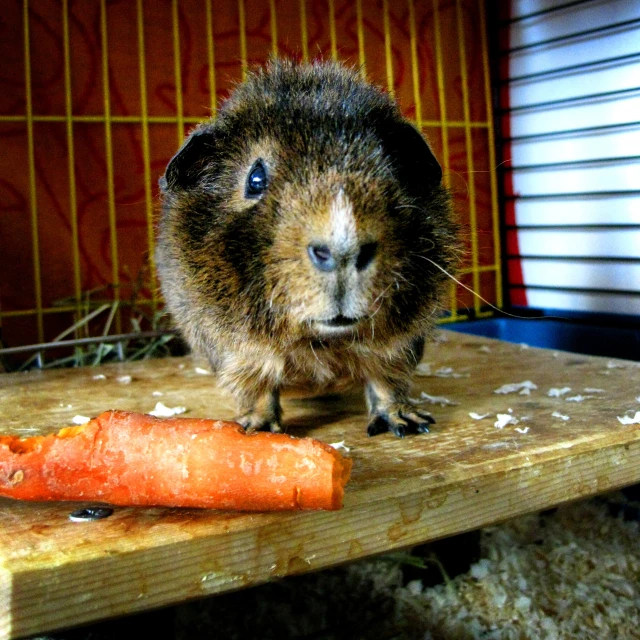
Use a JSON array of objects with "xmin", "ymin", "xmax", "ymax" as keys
[{"xmin": 157, "ymin": 59, "xmax": 460, "ymax": 438}]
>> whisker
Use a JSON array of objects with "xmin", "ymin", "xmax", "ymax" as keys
[
  {"xmin": 309, "ymin": 340, "xmax": 322, "ymax": 365},
  {"xmin": 417, "ymin": 256, "xmax": 566, "ymax": 321}
]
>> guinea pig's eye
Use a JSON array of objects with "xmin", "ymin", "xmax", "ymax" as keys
[{"xmin": 245, "ymin": 159, "xmax": 268, "ymax": 199}]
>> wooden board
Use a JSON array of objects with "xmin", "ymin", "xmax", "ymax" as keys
[{"xmin": 1, "ymin": 330, "xmax": 639, "ymax": 639}]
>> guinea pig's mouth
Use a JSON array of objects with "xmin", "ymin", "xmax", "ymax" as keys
[{"xmin": 312, "ymin": 314, "xmax": 364, "ymax": 335}]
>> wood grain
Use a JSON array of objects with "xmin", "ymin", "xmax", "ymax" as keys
[{"xmin": 1, "ymin": 330, "xmax": 639, "ymax": 639}]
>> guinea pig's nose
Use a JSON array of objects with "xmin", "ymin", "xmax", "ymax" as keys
[
  {"xmin": 308, "ymin": 244, "xmax": 336, "ymax": 272},
  {"xmin": 307, "ymin": 242, "xmax": 378, "ymax": 273}
]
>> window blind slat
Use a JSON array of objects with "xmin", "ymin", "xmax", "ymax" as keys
[
  {"xmin": 502, "ymin": 0, "xmax": 640, "ymax": 316},
  {"xmin": 509, "ymin": 258, "xmax": 640, "ymax": 292},
  {"xmin": 508, "ymin": 0, "xmax": 640, "ymax": 49},
  {"xmin": 512, "ymin": 195, "xmax": 640, "ymax": 226},
  {"xmin": 507, "ymin": 229, "xmax": 640, "ymax": 259}
]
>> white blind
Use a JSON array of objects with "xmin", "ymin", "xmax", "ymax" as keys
[{"xmin": 500, "ymin": 0, "xmax": 640, "ymax": 316}]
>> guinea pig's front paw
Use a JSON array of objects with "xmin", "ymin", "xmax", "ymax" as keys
[
  {"xmin": 237, "ymin": 411, "xmax": 283, "ymax": 434},
  {"xmin": 367, "ymin": 405, "xmax": 435, "ymax": 438}
]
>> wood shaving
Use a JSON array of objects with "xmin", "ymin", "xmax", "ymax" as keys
[
  {"xmin": 415, "ymin": 363, "xmax": 469, "ymax": 378},
  {"xmin": 566, "ymin": 395, "xmax": 596, "ymax": 402},
  {"xmin": 390, "ymin": 500, "xmax": 640, "ymax": 639},
  {"xmin": 494, "ymin": 381, "xmax": 537, "ymax": 395},
  {"xmin": 434, "ymin": 366, "xmax": 469, "ymax": 378},
  {"xmin": 148, "ymin": 402, "xmax": 187, "ymax": 417},
  {"xmin": 415, "ymin": 362, "xmax": 433, "ymax": 376},
  {"xmin": 494, "ymin": 414, "xmax": 517, "ymax": 429},
  {"xmin": 419, "ymin": 392, "xmax": 459, "ymax": 407},
  {"xmin": 552, "ymin": 411, "xmax": 570, "ymax": 421},
  {"xmin": 548, "ymin": 387, "xmax": 571, "ymax": 397},
  {"xmin": 172, "ymin": 499, "xmax": 640, "ymax": 640},
  {"xmin": 617, "ymin": 411, "xmax": 640, "ymax": 425}
]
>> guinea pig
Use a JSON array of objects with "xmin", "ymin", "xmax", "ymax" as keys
[{"xmin": 157, "ymin": 59, "xmax": 460, "ymax": 438}]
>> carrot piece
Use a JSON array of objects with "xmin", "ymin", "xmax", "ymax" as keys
[{"xmin": 0, "ymin": 411, "xmax": 352, "ymax": 511}]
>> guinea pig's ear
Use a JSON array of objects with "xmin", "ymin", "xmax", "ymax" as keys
[
  {"xmin": 378, "ymin": 120, "xmax": 442, "ymax": 192},
  {"xmin": 160, "ymin": 128, "xmax": 216, "ymax": 192}
]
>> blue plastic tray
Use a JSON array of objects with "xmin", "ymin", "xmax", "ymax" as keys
[{"xmin": 444, "ymin": 318, "xmax": 640, "ymax": 362}]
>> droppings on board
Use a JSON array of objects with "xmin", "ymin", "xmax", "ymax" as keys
[
  {"xmin": 552, "ymin": 411, "xmax": 570, "ymax": 421},
  {"xmin": 607, "ymin": 361, "xmax": 626, "ymax": 369},
  {"xmin": 117, "ymin": 375, "xmax": 132, "ymax": 384},
  {"xmin": 548, "ymin": 387, "xmax": 571, "ymax": 397},
  {"xmin": 617, "ymin": 411, "xmax": 640, "ymax": 425},
  {"xmin": 152, "ymin": 391, "xmax": 164, "ymax": 397},
  {"xmin": 514, "ymin": 426, "xmax": 530, "ymax": 434},
  {"xmin": 72, "ymin": 415, "xmax": 91, "ymax": 425},
  {"xmin": 584, "ymin": 388, "xmax": 605, "ymax": 393},
  {"xmin": 92, "ymin": 374, "xmax": 106, "ymax": 381},
  {"xmin": 636, "ymin": 396, "xmax": 640, "ymax": 404},
  {"xmin": 519, "ymin": 343, "xmax": 529, "ymax": 350},
  {"xmin": 194, "ymin": 367, "xmax": 212, "ymax": 375},
  {"xmin": 494, "ymin": 381, "xmax": 537, "ymax": 395},
  {"xmin": 330, "ymin": 441, "xmax": 351, "ymax": 452},
  {"xmin": 148, "ymin": 402, "xmax": 187, "ymax": 417},
  {"xmin": 478, "ymin": 345, "xmax": 491, "ymax": 354},
  {"xmin": 469, "ymin": 412, "xmax": 491, "ymax": 420}
]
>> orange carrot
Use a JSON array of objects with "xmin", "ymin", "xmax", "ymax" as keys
[{"xmin": 0, "ymin": 411, "xmax": 352, "ymax": 511}]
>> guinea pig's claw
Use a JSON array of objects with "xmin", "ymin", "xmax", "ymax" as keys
[
  {"xmin": 367, "ymin": 407, "xmax": 435, "ymax": 438},
  {"xmin": 237, "ymin": 412, "xmax": 283, "ymax": 434}
]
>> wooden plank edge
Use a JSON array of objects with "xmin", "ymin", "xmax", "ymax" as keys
[{"xmin": 4, "ymin": 436, "xmax": 640, "ymax": 639}]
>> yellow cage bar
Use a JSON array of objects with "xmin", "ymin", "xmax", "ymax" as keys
[{"xmin": 0, "ymin": 0, "xmax": 502, "ymax": 353}]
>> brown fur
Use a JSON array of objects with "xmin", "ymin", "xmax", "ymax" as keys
[{"xmin": 157, "ymin": 59, "xmax": 461, "ymax": 437}]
